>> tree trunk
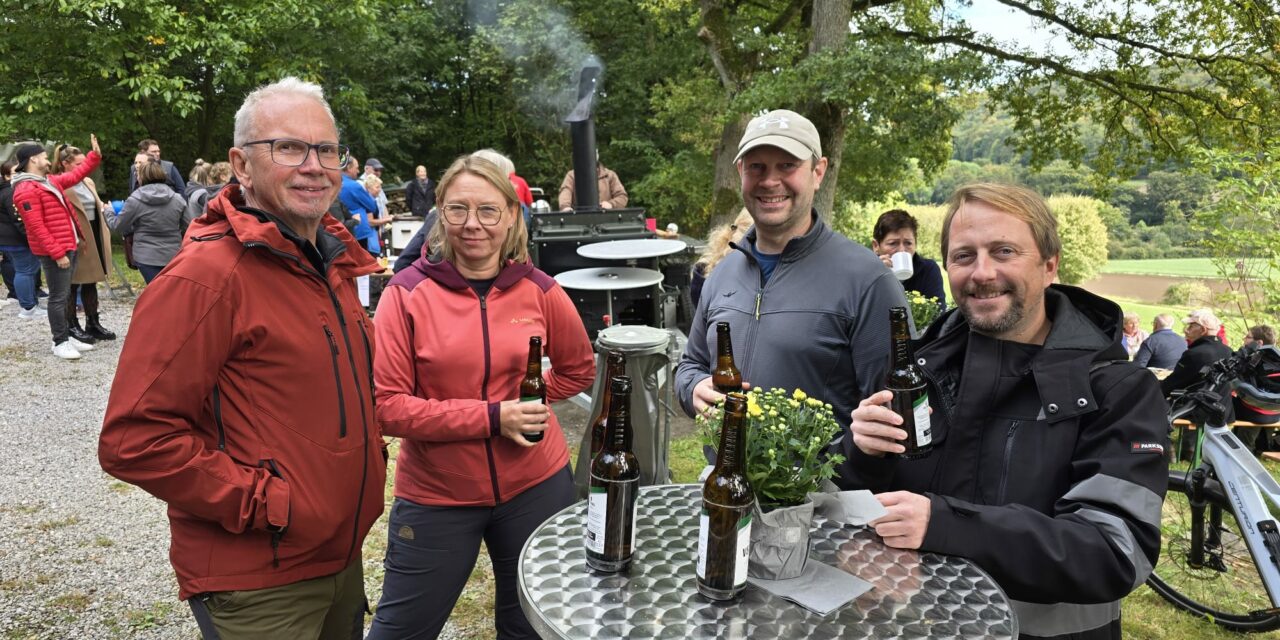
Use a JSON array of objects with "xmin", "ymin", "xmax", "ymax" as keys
[
  {"xmin": 710, "ymin": 114, "xmax": 749, "ymax": 224},
  {"xmin": 807, "ymin": 0, "xmax": 852, "ymax": 219}
]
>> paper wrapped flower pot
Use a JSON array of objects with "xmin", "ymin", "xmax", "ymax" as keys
[{"xmin": 747, "ymin": 499, "xmax": 815, "ymax": 580}]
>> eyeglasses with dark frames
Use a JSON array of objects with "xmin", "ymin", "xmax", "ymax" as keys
[
  {"xmin": 240, "ymin": 138, "xmax": 350, "ymax": 170},
  {"xmin": 441, "ymin": 203, "xmax": 506, "ymax": 227}
]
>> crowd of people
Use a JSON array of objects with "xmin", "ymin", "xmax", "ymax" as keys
[{"xmin": 0, "ymin": 75, "xmax": 1262, "ymax": 640}]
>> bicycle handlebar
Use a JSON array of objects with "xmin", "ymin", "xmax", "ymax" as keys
[{"xmin": 1165, "ymin": 349, "xmax": 1257, "ymax": 424}]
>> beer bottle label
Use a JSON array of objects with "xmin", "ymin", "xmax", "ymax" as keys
[
  {"xmin": 913, "ymin": 394, "xmax": 932, "ymax": 446},
  {"xmin": 696, "ymin": 504, "xmax": 752, "ymax": 586},
  {"xmin": 519, "ymin": 395, "xmax": 541, "ymax": 404},
  {"xmin": 586, "ymin": 487, "xmax": 607, "ymax": 554},
  {"xmin": 734, "ymin": 515, "xmax": 751, "ymax": 586},
  {"xmin": 585, "ymin": 478, "xmax": 639, "ymax": 555}
]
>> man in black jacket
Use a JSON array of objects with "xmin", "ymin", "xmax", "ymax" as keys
[
  {"xmin": 404, "ymin": 165, "xmax": 435, "ymax": 217},
  {"xmin": 844, "ymin": 183, "xmax": 1168, "ymax": 640},
  {"xmin": 1161, "ymin": 308, "xmax": 1235, "ymax": 429},
  {"xmin": 127, "ymin": 138, "xmax": 187, "ymax": 195}
]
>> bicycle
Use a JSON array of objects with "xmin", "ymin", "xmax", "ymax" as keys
[{"xmin": 1147, "ymin": 344, "xmax": 1280, "ymax": 632}]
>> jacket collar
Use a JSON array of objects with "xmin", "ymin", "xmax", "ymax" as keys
[
  {"xmin": 412, "ymin": 257, "xmax": 536, "ymax": 292},
  {"xmin": 920, "ymin": 284, "xmax": 1127, "ymax": 423},
  {"xmin": 197, "ymin": 183, "xmax": 380, "ymax": 279},
  {"xmin": 734, "ymin": 209, "xmax": 830, "ymax": 263}
]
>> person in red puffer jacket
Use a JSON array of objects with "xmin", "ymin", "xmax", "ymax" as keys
[{"xmin": 10, "ymin": 135, "xmax": 102, "ymax": 359}]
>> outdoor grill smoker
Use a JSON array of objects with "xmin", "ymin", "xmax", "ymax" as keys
[{"xmin": 530, "ymin": 59, "xmax": 696, "ymax": 338}]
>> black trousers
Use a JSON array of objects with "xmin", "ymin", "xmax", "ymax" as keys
[{"xmin": 366, "ymin": 465, "xmax": 573, "ymax": 640}]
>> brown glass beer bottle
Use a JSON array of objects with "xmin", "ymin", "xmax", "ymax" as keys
[
  {"xmin": 585, "ymin": 375, "xmax": 640, "ymax": 572},
  {"xmin": 520, "ymin": 336, "xmax": 547, "ymax": 443},
  {"xmin": 697, "ymin": 392, "xmax": 754, "ymax": 600},
  {"xmin": 886, "ymin": 306, "xmax": 932, "ymax": 459},
  {"xmin": 589, "ymin": 351, "xmax": 627, "ymax": 458},
  {"xmin": 712, "ymin": 322, "xmax": 742, "ymax": 395}
]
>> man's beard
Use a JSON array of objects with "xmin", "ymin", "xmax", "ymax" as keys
[{"xmin": 959, "ymin": 284, "xmax": 1026, "ymax": 336}]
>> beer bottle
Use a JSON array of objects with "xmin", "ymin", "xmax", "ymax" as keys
[
  {"xmin": 520, "ymin": 336, "xmax": 547, "ymax": 444},
  {"xmin": 588, "ymin": 351, "xmax": 627, "ymax": 458},
  {"xmin": 886, "ymin": 306, "xmax": 932, "ymax": 459},
  {"xmin": 585, "ymin": 375, "xmax": 640, "ymax": 572},
  {"xmin": 712, "ymin": 322, "xmax": 742, "ymax": 395},
  {"xmin": 697, "ymin": 392, "xmax": 754, "ymax": 600}
]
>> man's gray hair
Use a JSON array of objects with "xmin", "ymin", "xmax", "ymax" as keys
[
  {"xmin": 1154, "ymin": 313, "xmax": 1175, "ymax": 330},
  {"xmin": 471, "ymin": 148, "xmax": 515, "ymax": 176},
  {"xmin": 233, "ymin": 77, "xmax": 335, "ymax": 146}
]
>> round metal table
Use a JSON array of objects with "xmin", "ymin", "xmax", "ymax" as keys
[
  {"xmin": 576, "ymin": 239, "xmax": 688, "ymax": 260},
  {"xmin": 555, "ymin": 267, "xmax": 665, "ymax": 321},
  {"xmin": 518, "ymin": 484, "xmax": 1018, "ymax": 639}
]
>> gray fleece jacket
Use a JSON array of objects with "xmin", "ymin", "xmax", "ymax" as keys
[
  {"xmin": 109, "ymin": 183, "xmax": 191, "ymax": 267},
  {"xmin": 676, "ymin": 211, "xmax": 909, "ymax": 429}
]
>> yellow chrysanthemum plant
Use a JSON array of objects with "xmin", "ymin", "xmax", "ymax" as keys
[
  {"xmin": 908, "ymin": 290, "xmax": 942, "ymax": 332},
  {"xmin": 697, "ymin": 387, "xmax": 847, "ymax": 510}
]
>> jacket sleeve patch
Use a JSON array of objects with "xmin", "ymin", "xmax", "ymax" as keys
[{"xmin": 1130, "ymin": 442, "xmax": 1164, "ymax": 455}]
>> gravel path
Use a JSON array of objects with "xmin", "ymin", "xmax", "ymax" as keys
[{"xmin": 0, "ymin": 291, "xmax": 197, "ymax": 639}]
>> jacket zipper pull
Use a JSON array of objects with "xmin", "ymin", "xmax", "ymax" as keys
[
  {"xmin": 324, "ymin": 326, "xmax": 339, "ymax": 355},
  {"xmin": 754, "ymin": 292, "xmax": 762, "ymax": 320}
]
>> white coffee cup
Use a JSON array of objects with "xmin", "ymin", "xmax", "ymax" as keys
[{"xmin": 891, "ymin": 251, "xmax": 913, "ymax": 281}]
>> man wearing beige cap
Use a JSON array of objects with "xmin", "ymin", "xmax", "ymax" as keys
[
  {"xmin": 1161, "ymin": 308, "xmax": 1235, "ymax": 411},
  {"xmin": 676, "ymin": 109, "xmax": 908, "ymax": 435}
]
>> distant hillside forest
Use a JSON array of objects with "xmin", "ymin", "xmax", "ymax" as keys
[{"xmin": 905, "ymin": 95, "xmax": 1210, "ymax": 260}]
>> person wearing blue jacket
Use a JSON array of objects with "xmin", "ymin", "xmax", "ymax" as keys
[{"xmin": 340, "ymin": 157, "xmax": 382, "ymax": 255}]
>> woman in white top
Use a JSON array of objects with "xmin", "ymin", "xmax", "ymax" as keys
[{"xmin": 1121, "ymin": 311, "xmax": 1149, "ymax": 360}]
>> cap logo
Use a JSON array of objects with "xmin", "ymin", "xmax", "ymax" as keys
[{"xmin": 756, "ymin": 115, "xmax": 791, "ymax": 130}]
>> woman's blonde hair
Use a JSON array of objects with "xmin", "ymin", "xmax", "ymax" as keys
[
  {"xmin": 189, "ymin": 159, "xmax": 210, "ymax": 184},
  {"xmin": 362, "ymin": 174, "xmax": 383, "ymax": 189},
  {"xmin": 52, "ymin": 144, "xmax": 83, "ymax": 174},
  {"xmin": 695, "ymin": 209, "xmax": 754, "ymax": 276},
  {"xmin": 208, "ymin": 161, "xmax": 233, "ymax": 184},
  {"xmin": 427, "ymin": 151, "xmax": 529, "ymax": 264}
]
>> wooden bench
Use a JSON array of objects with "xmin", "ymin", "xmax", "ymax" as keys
[{"xmin": 1171, "ymin": 418, "xmax": 1280, "ymax": 461}]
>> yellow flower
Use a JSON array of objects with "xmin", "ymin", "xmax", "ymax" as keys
[
  {"xmin": 788, "ymin": 399, "xmax": 799, "ymax": 408},
  {"xmin": 792, "ymin": 389, "xmax": 808, "ymax": 401},
  {"xmin": 806, "ymin": 398, "xmax": 821, "ymax": 407},
  {"xmin": 747, "ymin": 396, "xmax": 764, "ymax": 418},
  {"xmin": 768, "ymin": 409, "xmax": 778, "ymax": 417}
]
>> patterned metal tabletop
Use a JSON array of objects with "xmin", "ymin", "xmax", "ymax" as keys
[{"xmin": 518, "ymin": 484, "xmax": 1018, "ymax": 639}]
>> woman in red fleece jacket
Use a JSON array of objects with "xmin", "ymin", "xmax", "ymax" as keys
[{"xmin": 369, "ymin": 152, "xmax": 595, "ymax": 639}]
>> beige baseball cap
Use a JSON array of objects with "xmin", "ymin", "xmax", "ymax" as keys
[
  {"xmin": 734, "ymin": 109, "xmax": 822, "ymax": 163},
  {"xmin": 1182, "ymin": 308, "xmax": 1222, "ymax": 333}
]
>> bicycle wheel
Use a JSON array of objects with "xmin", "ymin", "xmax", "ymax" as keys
[{"xmin": 1147, "ymin": 468, "xmax": 1280, "ymax": 632}]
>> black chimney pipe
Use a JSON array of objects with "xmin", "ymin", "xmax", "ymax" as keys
[{"xmin": 566, "ymin": 59, "xmax": 602, "ymax": 213}]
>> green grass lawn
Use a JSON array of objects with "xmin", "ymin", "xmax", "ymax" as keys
[
  {"xmin": 1108, "ymin": 296, "xmax": 1193, "ymax": 326},
  {"xmin": 374, "ymin": 432, "xmax": 1280, "ymax": 639},
  {"xmin": 1102, "ymin": 258, "xmax": 1225, "ymax": 278}
]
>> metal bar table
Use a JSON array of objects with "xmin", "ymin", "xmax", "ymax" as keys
[
  {"xmin": 518, "ymin": 484, "xmax": 1018, "ymax": 639},
  {"xmin": 554, "ymin": 267, "xmax": 664, "ymax": 322},
  {"xmin": 576, "ymin": 239, "xmax": 688, "ymax": 261}
]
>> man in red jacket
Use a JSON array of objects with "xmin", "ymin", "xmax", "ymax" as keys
[
  {"xmin": 99, "ymin": 77, "xmax": 386, "ymax": 639},
  {"xmin": 10, "ymin": 135, "xmax": 102, "ymax": 360}
]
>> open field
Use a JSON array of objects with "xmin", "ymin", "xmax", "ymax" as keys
[{"xmin": 1103, "ymin": 258, "xmax": 1226, "ymax": 279}]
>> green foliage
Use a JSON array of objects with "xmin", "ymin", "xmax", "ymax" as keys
[
  {"xmin": 831, "ymin": 198, "xmax": 947, "ymax": 260},
  {"xmin": 1189, "ymin": 144, "xmax": 1280, "ymax": 333},
  {"xmin": 0, "ymin": 0, "xmax": 386, "ymax": 190},
  {"xmin": 1162, "ymin": 281, "xmax": 1213, "ymax": 307},
  {"xmin": 697, "ymin": 388, "xmax": 845, "ymax": 509},
  {"xmin": 1048, "ymin": 195, "xmax": 1110, "ymax": 285}
]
